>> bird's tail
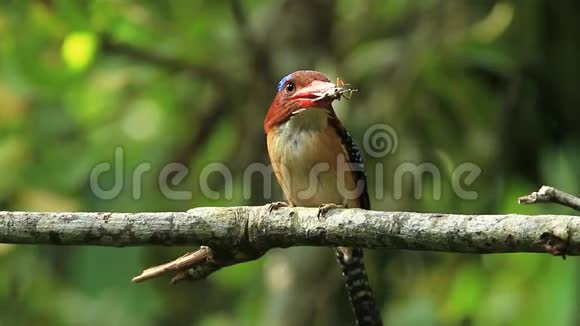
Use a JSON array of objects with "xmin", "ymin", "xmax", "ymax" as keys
[{"xmin": 335, "ymin": 247, "xmax": 382, "ymax": 326}]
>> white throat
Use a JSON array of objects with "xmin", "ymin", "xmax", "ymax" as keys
[{"xmin": 285, "ymin": 108, "xmax": 329, "ymax": 131}]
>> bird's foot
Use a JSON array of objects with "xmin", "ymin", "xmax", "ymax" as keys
[
  {"xmin": 267, "ymin": 201, "xmax": 288, "ymax": 213},
  {"xmin": 317, "ymin": 203, "xmax": 344, "ymax": 220}
]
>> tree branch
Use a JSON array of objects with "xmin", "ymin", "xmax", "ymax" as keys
[
  {"xmin": 100, "ymin": 35, "xmax": 229, "ymax": 84},
  {"xmin": 1, "ymin": 205, "xmax": 580, "ymax": 281},
  {"xmin": 518, "ymin": 185, "xmax": 580, "ymax": 212}
]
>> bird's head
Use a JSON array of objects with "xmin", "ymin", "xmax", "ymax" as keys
[{"xmin": 264, "ymin": 70, "xmax": 355, "ymax": 133}]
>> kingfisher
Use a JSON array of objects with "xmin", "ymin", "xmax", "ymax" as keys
[{"xmin": 264, "ymin": 70, "xmax": 382, "ymax": 325}]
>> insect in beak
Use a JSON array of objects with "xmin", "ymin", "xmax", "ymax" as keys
[{"xmin": 309, "ymin": 78, "xmax": 358, "ymax": 102}]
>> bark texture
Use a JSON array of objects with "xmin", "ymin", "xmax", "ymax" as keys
[{"xmin": 1, "ymin": 206, "xmax": 579, "ymax": 255}]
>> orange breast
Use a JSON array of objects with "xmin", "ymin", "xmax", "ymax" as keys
[{"xmin": 267, "ymin": 123, "xmax": 363, "ymax": 208}]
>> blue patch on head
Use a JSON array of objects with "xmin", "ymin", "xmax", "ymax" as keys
[{"xmin": 277, "ymin": 73, "xmax": 293, "ymax": 92}]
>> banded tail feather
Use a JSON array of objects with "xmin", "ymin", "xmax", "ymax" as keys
[{"xmin": 335, "ymin": 247, "xmax": 382, "ymax": 326}]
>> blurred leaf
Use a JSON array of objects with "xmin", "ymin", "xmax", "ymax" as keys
[
  {"xmin": 61, "ymin": 31, "xmax": 98, "ymax": 72},
  {"xmin": 472, "ymin": 2, "xmax": 514, "ymax": 43}
]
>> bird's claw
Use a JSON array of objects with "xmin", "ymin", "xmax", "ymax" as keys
[
  {"xmin": 317, "ymin": 203, "xmax": 343, "ymax": 220},
  {"xmin": 268, "ymin": 201, "xmax": 288, "ymax": 213}
]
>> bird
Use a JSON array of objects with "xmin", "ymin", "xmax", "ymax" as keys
[{"xmin": 264, "ymin": 70, "xmax": 382, "ymax": 325}]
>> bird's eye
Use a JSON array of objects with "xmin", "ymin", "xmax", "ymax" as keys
[{"xmin": 285, "ymin": 82, "xmax": 295, "ymax": 94}]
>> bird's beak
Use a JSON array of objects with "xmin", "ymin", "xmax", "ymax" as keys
[
  {"xmin": 291, "ymin": 80, "xmax": 355, "ymax": 107},
  {"xmin": 293, "ymin": 80, "xmax": 340, "ymax": 101}
]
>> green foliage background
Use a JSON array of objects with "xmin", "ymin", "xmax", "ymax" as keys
[{"xmin": 0, "ymin": 0, "xmax": 579, "ymax": 325}]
